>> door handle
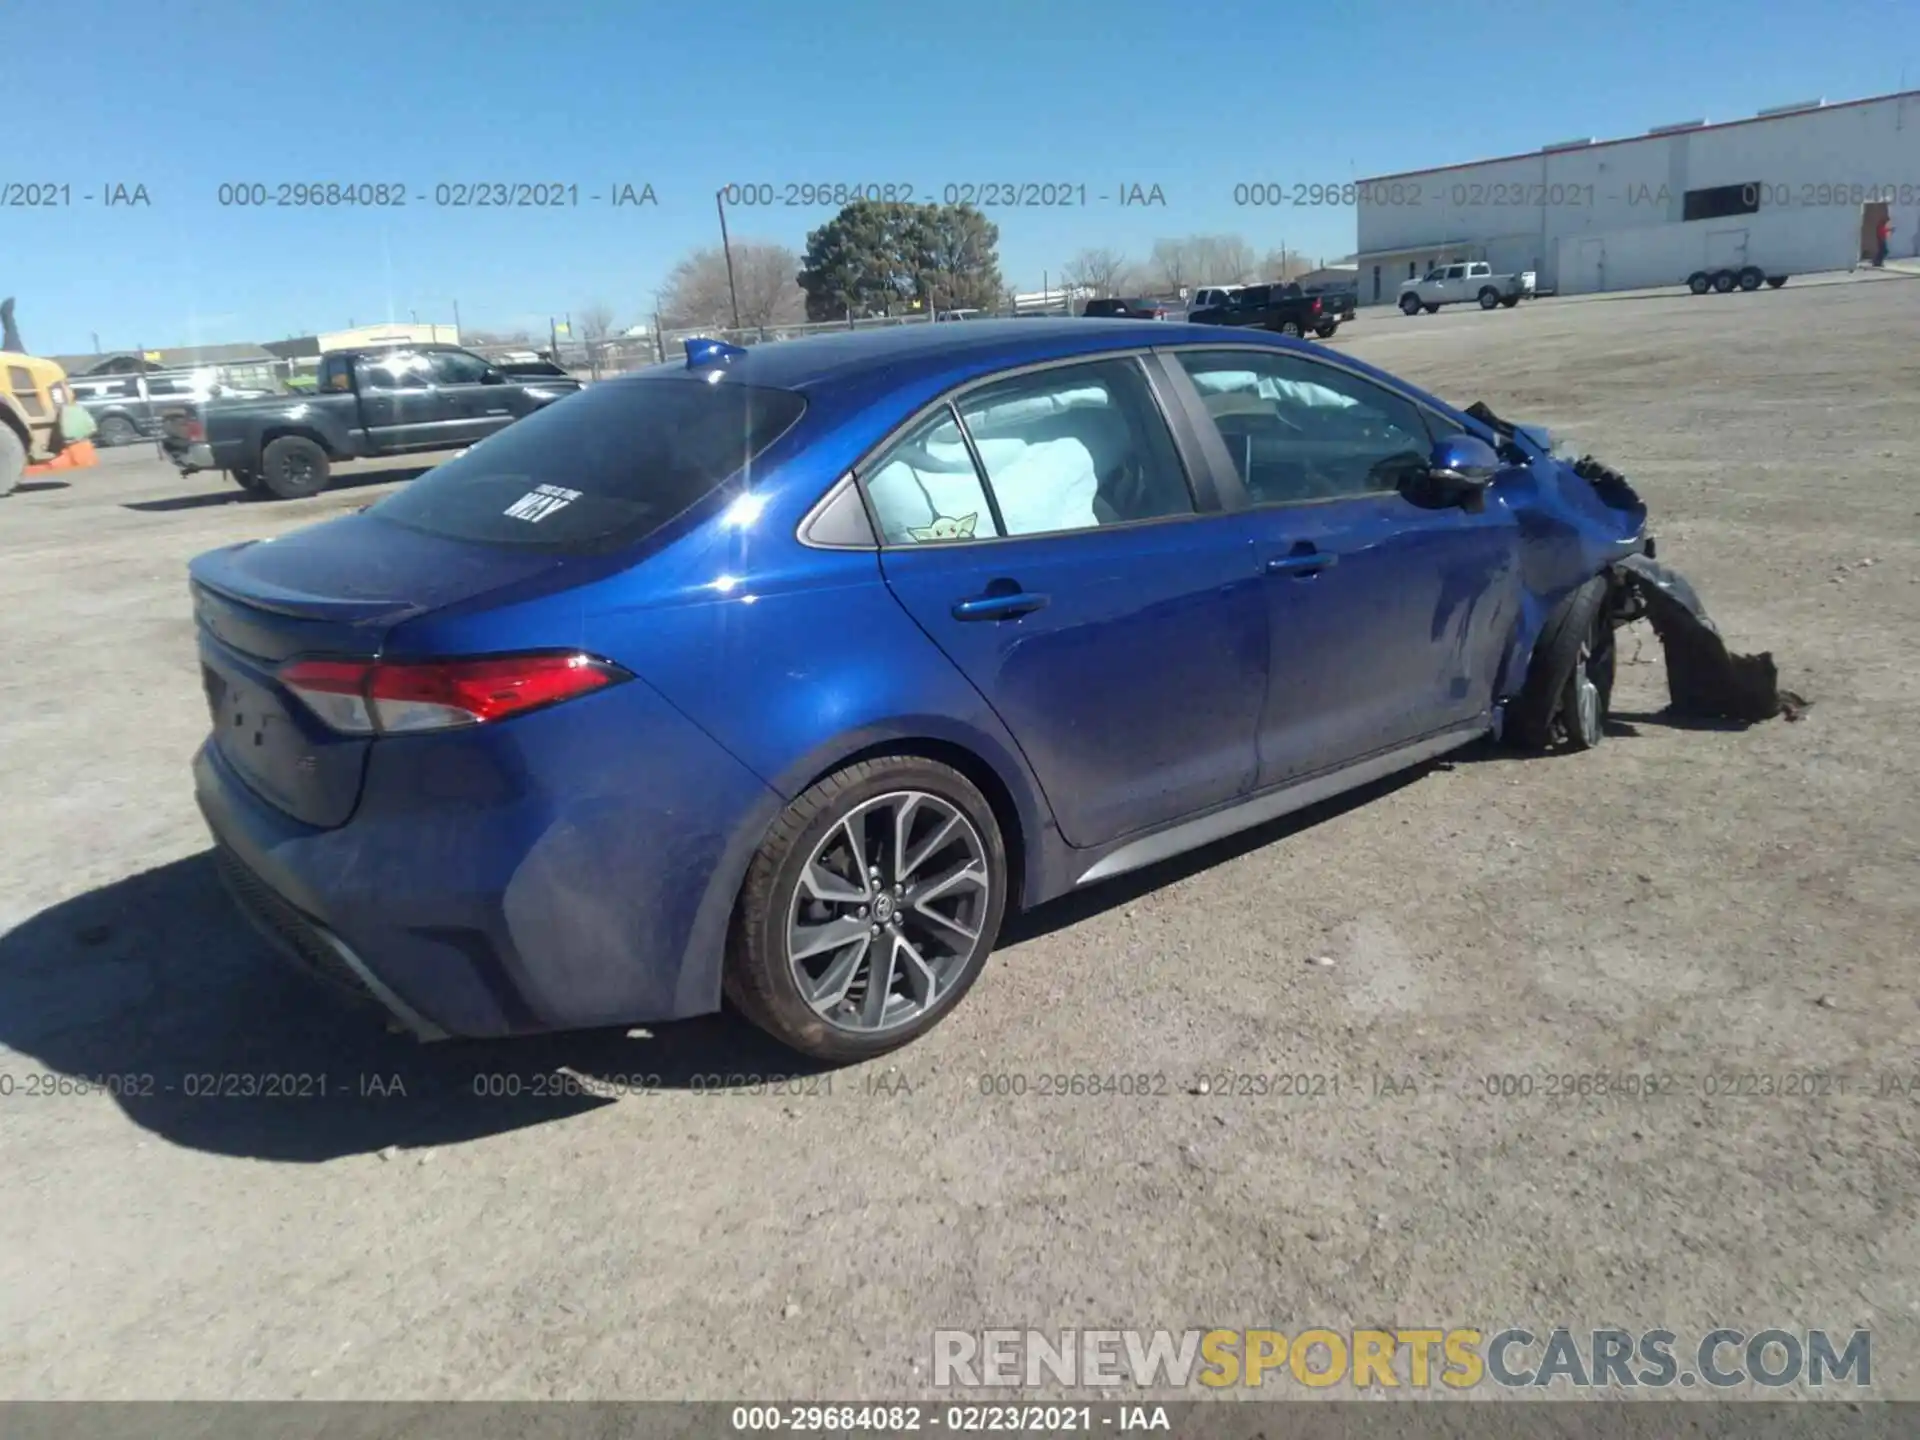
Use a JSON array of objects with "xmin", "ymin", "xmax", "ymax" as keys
[
  {"xmin": 1265, "ymin": 552, "xmax": 1338, "ymax": 577},
  {"xmin": 952, "ymin": 591, "xmax": 1050, "ymax": 621}
]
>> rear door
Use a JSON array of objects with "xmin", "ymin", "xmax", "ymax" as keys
[
  {"xmin": 868, "ymin": 354, "xmax": 1268, "ymax": 849},
  {"xmin": 352, "ymin": 351, "xmax": 447, "ymax": 450},
  {"xmin": 1165, "ymin": 346, "xmax": 1522, "ymax": 785}
]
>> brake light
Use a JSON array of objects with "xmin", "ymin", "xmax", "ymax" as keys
[
  {"xmin": 1310, "ymin": 298, "xmax": 1322, "ymax": 313},
  {"xmin": 278, "ymin": 653, "xmax": 630, "ymax": 735}
]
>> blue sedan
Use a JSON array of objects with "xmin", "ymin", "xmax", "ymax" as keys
[{"xmin": 188, "ymin": 319, "xmax": 1649, "ymax": 1060}]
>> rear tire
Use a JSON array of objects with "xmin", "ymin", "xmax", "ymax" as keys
[
  {"xmin": 1400, "ymin": 294, "xmax": 1422, "ymax": 316},
  {"xmin": 1506, "ymin": 575, "xmax": 1616, "ymax": 752},
  {"xmin": 1766, "ymin": 275, "xmax": 1788, "ymax": 289},
  {"xmin": 1711, "ymin": 269, "xmax": 1737, "ymax": 293},
  {"xmin": 97, "ymin": 414, "xmax": 138, "ymax": 447},
  {"xmin": 725, "ymin": 756, "xmax": 1009, "ymax": 1062},
  {"xmin": 1278, "ymin": 319, "xmax": 1302, "ymax": 337},
  {"xmin": 1736, "ymin": 266, "xmax": 1764, "ymax": 291},
  {"xmin": 259, "ymin": 435, "xmax": 330, "ymax": 500},
  {"xmin": 1477, "ymin": 287, "xmax": 1500, "ymax": 309},
  {"xmin": 0, "ymin": 422, "xmax": 24, "ymax": 498},
  {"xmin": 1314, "ymin": 320, "xmax": 1337, "ymax": 338},
  {"xmin": 1687, "ymin": 271, "xmax": 1711, "ymax": 295}
]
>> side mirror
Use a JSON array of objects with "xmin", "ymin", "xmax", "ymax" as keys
[
  {"xmin": 481, "ymin": 368, "xmax": 506, "ymax": 385},
  {"xmin": 1426, "ymin": 434, "xmax": 1501, "ymax": 508}
]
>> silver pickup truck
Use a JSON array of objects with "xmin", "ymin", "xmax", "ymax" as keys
[{"xmin": 1398, "ymin": 261, "xmax": 1537, "ymax": 314}]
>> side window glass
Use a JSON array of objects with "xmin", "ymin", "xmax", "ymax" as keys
[
  {"xmin": 1176, "ymin": 350, "xmax": 1433, "ymax": 504},
  {"xmin": 864, "ymin": 407, "xmax": 1002, "ymax": 545},
  {"xmin": 356, "ymin": 353, "xmax": 430, "ymax": 391},
  {"xmin": 429, "ymin": 350, "xmax": 492, "ymax": 385},
  {"xmin": 955, "ymin": 358, "xmax": 1193, "ymax": 536}
]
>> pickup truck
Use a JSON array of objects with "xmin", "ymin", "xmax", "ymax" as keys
[
  {"xmin": 164, "ymin": 344, "xmax": 582, "ymax": 499},
  {"xmin": 1187, "ymin": 282, "xmax": 1336, "ymax": 338},
  {"xmin": 1398, "ymin": 261, "xmax": 1536, "ymax": 314}
]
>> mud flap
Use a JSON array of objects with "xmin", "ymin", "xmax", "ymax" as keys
[{"xmin": 1613, "ymin": 554, "xmax": 1788, "ymax": 722}]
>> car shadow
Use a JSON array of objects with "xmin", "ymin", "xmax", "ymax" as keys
[
  {"xmin": 14, "ymin": 479, "xmax": 72, "ymax": 495},
  {"xmin": 0, "ymin": 852, "xmax": 828, "ymax": 1164},
  {"xmin": 1002, "ymin": 765, "xmax": 1432, "ymax": 945},
  {"xmin": 122, "ymin": 467, "xmax": 438, "ymax": 513}
]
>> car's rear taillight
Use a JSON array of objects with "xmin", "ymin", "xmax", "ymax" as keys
[
  {"xmin": 278, "ymin": 653, "xmax": 631, "ymax": 735},
  {"xmin": 1311, "ymin": 298, "xmax": 1322, "ymax": 313}
]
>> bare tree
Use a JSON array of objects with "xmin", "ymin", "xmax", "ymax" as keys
[
  {"xmin": 1148, "ymin": 239, "xmax": 1194, "ymax": 293},
  {"xmin": 1061, "ymin": 247, "xmax": 1134, "ymax": 298},
  {"xmin": 1260, "ymin": 248, "xmax": 1314, "ymax": 282},
  {"xmin": 577, "ymin": 300, "xmax": 616, "ymax": 342},
  {"xmin": 463, "ymin": 328, "xmax": 534, "ymax": 346},
  {"xmin": 659, "ymin": 241, "xmax": 805, "ymax": 332},
  {"xmin": 1187, "ymin": 234, "xmax": 1257, "ymax": 286}
]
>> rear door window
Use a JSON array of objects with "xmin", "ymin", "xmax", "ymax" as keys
[{"xmin": 369, "ymin": 376, "xmax": 807, "ymax": 551}]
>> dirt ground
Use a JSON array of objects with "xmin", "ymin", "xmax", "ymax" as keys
[{"xmin": 2, "ymin": 274, "xmax": 1917, "ymax": 1403}]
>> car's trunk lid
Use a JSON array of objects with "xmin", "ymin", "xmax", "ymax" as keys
[{"xmin": 189, "ymin": 513, "xmax": 563, "ymax": 828}]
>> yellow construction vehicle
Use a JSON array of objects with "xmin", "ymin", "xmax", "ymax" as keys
[{"xmin": 1, "ymin": 298, "xmax": 100, "ymax": 497}]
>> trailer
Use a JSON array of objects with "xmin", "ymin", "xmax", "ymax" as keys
[{"xmin": 1554, "ymin": 204, "xmax": 1874, "ymax": 296}]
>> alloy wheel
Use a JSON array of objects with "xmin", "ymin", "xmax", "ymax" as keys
[{"xmin": 786, "ymin": 790, "xmax": 992, "ymax": 1034}]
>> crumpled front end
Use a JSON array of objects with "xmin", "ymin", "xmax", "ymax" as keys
[{"xmin": 1465, "ymin": 400, "xmax": 1789, "ymax": 728}]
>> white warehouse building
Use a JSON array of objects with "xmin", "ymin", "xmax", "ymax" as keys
[{"xmin": 1354, "ymin": 88, "xmax": 1920, "ymax": 305}]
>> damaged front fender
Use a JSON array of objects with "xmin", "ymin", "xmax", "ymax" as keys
[{"xmin": 1610, "ymin": 554, "xmax": 1786, "ymax": 723}]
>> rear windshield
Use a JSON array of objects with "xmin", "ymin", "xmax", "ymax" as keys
[{"xmin": 369, "ymin": 377, "xmax": 807, "ymax": 551}]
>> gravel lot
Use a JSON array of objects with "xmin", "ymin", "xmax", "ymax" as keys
[{"xmin": 3, "ymin": 274, "xmax": 1917, "ymax": 1402}]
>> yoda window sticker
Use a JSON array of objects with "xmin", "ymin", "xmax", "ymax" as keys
[{"xmin": 865, "ymin": 412, "xmax": 1002, "ymax": 544}]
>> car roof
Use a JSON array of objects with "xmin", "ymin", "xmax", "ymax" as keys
[
  {"xmin": 605, "ymin": 318, "xmax": 1472, "ymax": 434},
  {"xmin": 626, "ymin": 318, "xmax": 1201, "ymax": 394}
]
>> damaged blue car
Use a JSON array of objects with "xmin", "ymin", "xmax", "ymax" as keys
[{"xmin": 188, "ymin": 320, "xmax": 1773, "ymax": 1060}]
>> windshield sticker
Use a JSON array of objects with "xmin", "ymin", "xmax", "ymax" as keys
[
  {"xmin": 907, "ymin": 513, "xmax": 978, "ymax": 542},
  {"xmin": 503, "ymin": 484, "xmax": 582, "ymax": 522}
]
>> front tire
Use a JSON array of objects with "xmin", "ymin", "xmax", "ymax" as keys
[
  {"xmin": 1314, "ymin": 321, "xmax": 1338, "ymax": 338},
  {"xmin": 1477, "ymin": 287, "xmax": 1500, "ymax": 309},
  {"xmin": 1499, "ymin": 295, "xmax": 1520, "ymax": 308},
  {"xmin": 1423, "ymin": 303, "xmax": 1440, "ymax": 314},
  {"xmin": 259, "ymin": 435, "xmax": 330, "ymax": 499},
  {"xmin": 1506, "ymin": 575, "xmax": 1616, "ymax": 752},
  {"xmin": 1766, "ymin": 275, "xmax": 1788, "ymax": 289},
  {"xmin": 0, "ymin": 422, "xmax": 24, "ymax": 497},
  {"xmin": 1400, "ymin": 294, "xmax": 1422, "ymax": 316},
  {"xmin": 725, "ymin": 756, "xmax": 1009, "ymax": 1062},
  {"xmin": 230, "ymin": 467, "xmax": 266, "ymax": 494}
]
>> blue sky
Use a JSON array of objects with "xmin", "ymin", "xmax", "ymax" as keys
[{"xmin": 8, "ymin": 0, "xmax": 1914, "ymax": 354}]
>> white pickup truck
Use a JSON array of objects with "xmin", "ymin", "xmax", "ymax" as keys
[{"xmin": 1398, "ymin": 261, "xmax": 1536, "ymax": 314}]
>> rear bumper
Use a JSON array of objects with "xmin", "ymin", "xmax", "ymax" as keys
[
  {"xmin": 192, "ymin": 676, "xmax": 785, "ymax": 1039},
  {"xmin": 172, "ymin": 442, "xmax": 217, "ymax": 472}
]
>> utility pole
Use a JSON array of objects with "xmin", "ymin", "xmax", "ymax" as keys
[
  {"xmin": 715, "ymin": 189, "xmax": 742, "ymax": 331},
  {"xmin": 452, "ymin": 298, "xmax": 462, "ymax": 338}
]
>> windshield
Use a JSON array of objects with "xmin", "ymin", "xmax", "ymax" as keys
[{"xmin": 370, "ymin": 377, "xmax": 806, "ymax": 551}]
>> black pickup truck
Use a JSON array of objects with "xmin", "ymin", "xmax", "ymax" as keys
[
  {"xmin": 164, "ymin": 344, "xmax": 582, "ymax": 499},
  {"xmin": 1186, "ymin": 282, "xmax": 1337, "ymax": 339}
]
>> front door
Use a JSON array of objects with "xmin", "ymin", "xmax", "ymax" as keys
[
  {"xmin": 1165, "ymin": 347, "xmax": 1522, "ymax": 785},
  {"xmin": 867, "ymin": 355, "xmax": 1269, "ymax": 849}
]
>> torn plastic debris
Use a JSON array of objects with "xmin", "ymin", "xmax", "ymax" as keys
[{"xmin": 1612, "ymin": 554, "xmax": 1788, "ymax": 722}]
